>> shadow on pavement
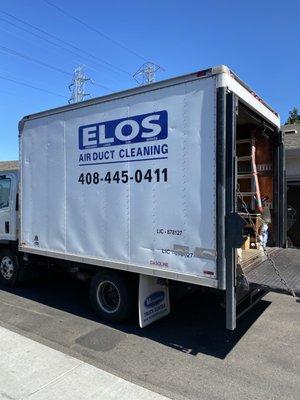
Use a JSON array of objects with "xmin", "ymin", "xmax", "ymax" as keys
[{"xmin": 0, "ymin": 273, "xmax": 270, "ymax": 360}]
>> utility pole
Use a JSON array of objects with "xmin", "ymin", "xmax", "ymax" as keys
[
  {"xmin": 133, "ymin": 62, "xmax": 162, "ymax": 86},
  {"xmin": 68, "ymin": 66, "xmax": 91, "ymax": 104}
]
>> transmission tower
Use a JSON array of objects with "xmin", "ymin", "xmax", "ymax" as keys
[
  {"xmin": 68, "ymin": 66, "xmax": 92, "ymax": 104},
  {"xmin": 133, "ymin": 62, "xmax": 162, "ymax": 85}
]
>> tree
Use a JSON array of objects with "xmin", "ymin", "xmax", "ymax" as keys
[{"xmin": 286, "ymin": 107, "xmax": 300, "ymax": 125}]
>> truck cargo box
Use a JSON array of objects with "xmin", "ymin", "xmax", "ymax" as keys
[
  {"xmin": 19, "ymin": 66, "xmax": 281, "ymax": 291},
  {"xmin": 20, "ymin": 70, "xmax": 219, "ymax": 287}
]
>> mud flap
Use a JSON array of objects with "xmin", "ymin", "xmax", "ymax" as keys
[{"xmin": 138, "ymin": 275, "xmax": 170, "ymax": 328}]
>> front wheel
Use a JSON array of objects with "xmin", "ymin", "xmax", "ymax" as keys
[
  {"xmin": 89, "ymin": 270, "xmax": 136, "ymax": 323},
  {"xmin": 0, "ymin": 249, "xmax": 19, "ymax": 286}
]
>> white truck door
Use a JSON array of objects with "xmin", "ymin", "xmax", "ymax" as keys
[{"xmin": 0, "ymin": 173, "xmax": 17, "ymax": 241}]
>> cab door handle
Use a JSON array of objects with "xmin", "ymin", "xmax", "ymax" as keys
[{"xmin": 5, "ymin": 221, "xmax": 9, "ymax": 233}]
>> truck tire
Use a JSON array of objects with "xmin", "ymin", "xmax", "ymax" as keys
[
  {"xmin": 89, "ymin": 270, "xmax": 135, "ymax": 323},
  {"xmin": 0, "ymin": 249, "xmax": 20, "ymax": 286}
]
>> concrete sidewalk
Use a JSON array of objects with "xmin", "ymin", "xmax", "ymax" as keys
[{"xmin": 0, "ymin": 326, "xmax": 170, "ymax": 400}]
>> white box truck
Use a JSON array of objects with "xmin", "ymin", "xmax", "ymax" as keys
[{"xmin": 0, "ymin": 65, "xmax": 298, "ymax": 330}]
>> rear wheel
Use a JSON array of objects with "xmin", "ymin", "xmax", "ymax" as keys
[
  {"xmin": 89, "ymin": 270, "xmax": 135, "ymax": 323},
  {"xmin": 0, "ymin": 249, "xmax": 19, "ymax": 286}
]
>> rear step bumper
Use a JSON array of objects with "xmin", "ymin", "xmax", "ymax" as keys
[{"xmin": 245, "ymin": 248, "xmax": 300, "ymax": 297}]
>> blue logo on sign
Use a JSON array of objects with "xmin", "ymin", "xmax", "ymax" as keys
[
  {"xmin": 78, "ymin": 111, "xmax": 168, "ymax": 150},
  {"xmin": 144, "ymin": 291, "xmax": 165, "ymax": 308}
]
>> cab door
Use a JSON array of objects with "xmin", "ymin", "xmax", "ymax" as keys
[{"xmin": 0, "ymin": 173, "xmax": 17, "ymax": 241}]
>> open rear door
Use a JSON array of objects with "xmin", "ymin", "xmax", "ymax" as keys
[{"xmin": 245, "ymin": 248, "xmax": 300, "ymax": 297}]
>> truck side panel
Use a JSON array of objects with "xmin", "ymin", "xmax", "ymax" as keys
[{"xmin": 20, "ymin": 77, "xmax": 218, "ymax": 284}]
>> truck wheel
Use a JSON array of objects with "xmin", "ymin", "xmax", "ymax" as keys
[
  {"xmin": 0, "ymin": 249, "xmax": 19, "ymax": 286},
  {"xmin": 89, "ymin": 270, "xmax": 135, "ymax": 323}
]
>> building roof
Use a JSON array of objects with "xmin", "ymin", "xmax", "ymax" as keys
[
  {"xmin": 282, "ymin": 123, "xmax": 300, "ymax": 150},
  {"xmin": 0, "ymin": 160, "xmax": 19, "ymax": 171}
]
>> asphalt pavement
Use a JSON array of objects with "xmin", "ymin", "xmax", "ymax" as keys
[{"xmin": 0, "ymin": 274, "xmax": 299, "ymax": 400}]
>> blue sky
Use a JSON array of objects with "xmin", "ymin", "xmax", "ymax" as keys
[{"xmin": 0, "ymin": 0, "xmax": 299, "ymax": 160}]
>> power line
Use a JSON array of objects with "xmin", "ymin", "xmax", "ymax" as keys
[
  {"xmin": 0, "ymin": 44, "xmax": 72, "ymax": 76},
  {"xmin": 0, "ymin": 66, "xmax": 60, "ymax": 89},
  {"xmin": 43, "ymin": 0, "xmax": 148, "ymax": 62},
  {"xmin": 0, "ymin": 9, "xmax": 131, "ymax": 76},
  {"xmin": 0, "ymin": 16, "xmax": 95, "ymax": 71},
  {"xmin": 0, "ymin": 15, "xmax": 125, "ymax": 80},
  {"xmin": 0, "ymin": 44, "xmax": 113, "ymax": 92},
  {"xmin": 0, "ymin": 74, "xmax": 68, "ymax": 98},
  {"xmin": 0, "ymin": 19, "xmax": 119, "ymax": 86},
  {"xmin": 92, "ymin": 81, "xmax": 113, "ymax": 91}
]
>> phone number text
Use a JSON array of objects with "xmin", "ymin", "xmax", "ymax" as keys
[{"xmin": 78, "ymin": 168, "xmax": 167, "ymax": 184}]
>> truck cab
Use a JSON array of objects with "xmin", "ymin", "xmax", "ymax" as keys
[
  {"xmin": 0, "ymin": 165, "xmax": 19, "ymax": 286},
  {"xmin": 0, "ymin": 168, "xmax": 18, "ymax": 243}
]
